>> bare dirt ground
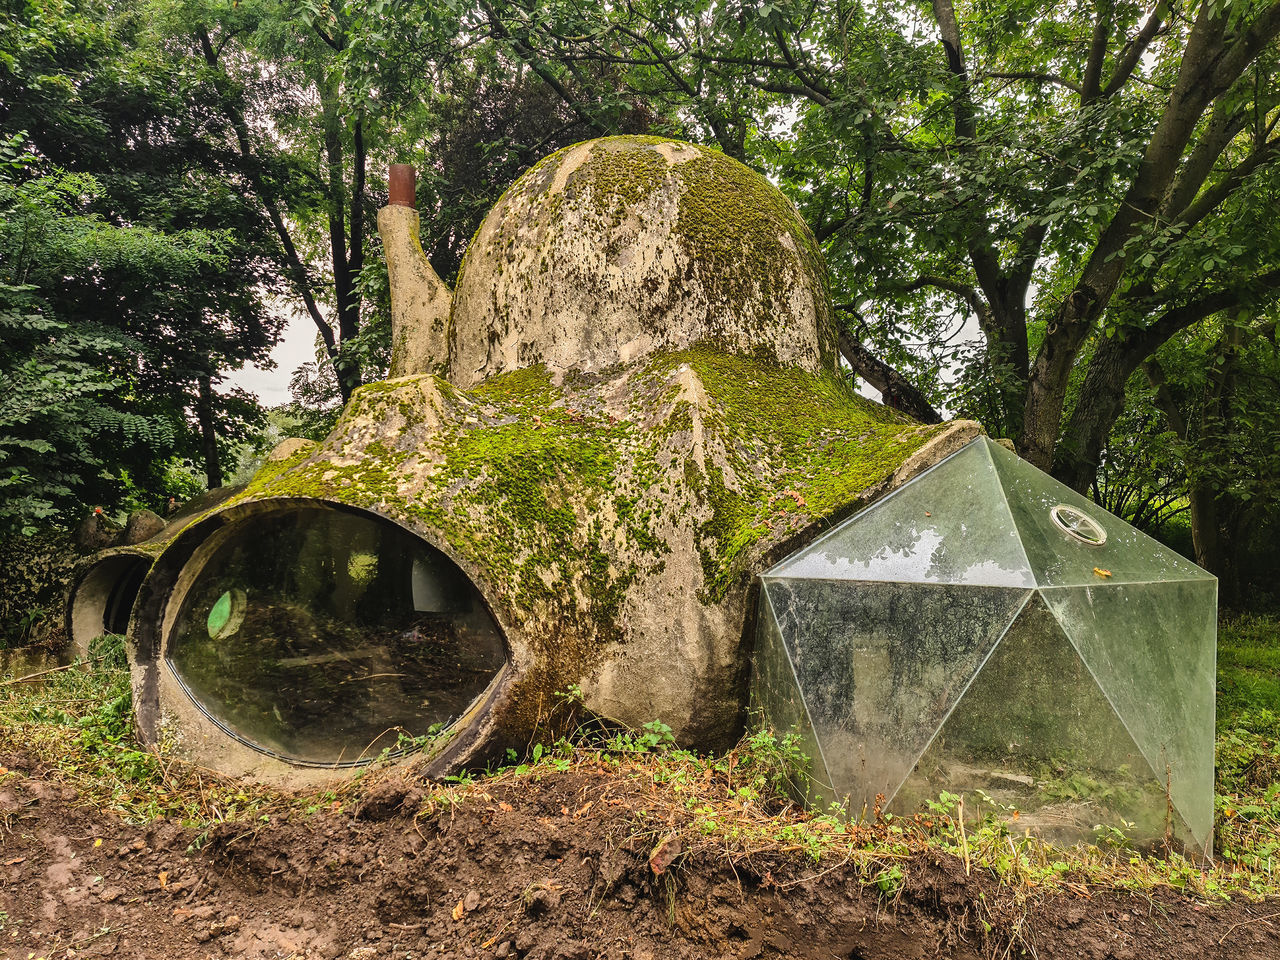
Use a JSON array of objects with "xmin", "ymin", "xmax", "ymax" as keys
[{"xmin": 1, "ymin": 749, "xmax": 1278, "ymax": 960}]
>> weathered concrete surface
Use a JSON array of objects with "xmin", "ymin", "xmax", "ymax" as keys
[
  {"xmin": 378, "ymin": 204, "xmax": 452, "ymax": 379},
  {"xmin": 122, "ymin": 509, "xmax": 165, "ymax": 545},
  {"xmin": 72, "ymin": 134, "xmax": 990, "ymax": 784},
  {"xmin": 176, "ymin": 353, "xmax": 965, "ymax": 782},
  {"xmin": 448, "ymin": 136, "xmax": 837, "ymax": 388}
]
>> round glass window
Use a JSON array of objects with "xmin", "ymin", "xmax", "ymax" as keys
[
  {"xmin": 1049, "ymin": 504, "xmax": 1107, "ymax": 546},
  {"xmin": 166, "ymin": 508, "xmax": 506, "ymax": 764}
]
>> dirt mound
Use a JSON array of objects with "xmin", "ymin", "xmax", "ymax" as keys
[{"xmin": 0, "ymin": 751, "xmax": 1277, "ymax": 960}]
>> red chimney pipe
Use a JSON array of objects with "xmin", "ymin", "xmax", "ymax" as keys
[{"xmin": 388, "ymin": 164, "xmax": 416, "ymax": 208}]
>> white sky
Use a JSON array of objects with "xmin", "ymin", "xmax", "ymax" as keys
[{"xmin": 224, "ymin": 311, "xmax": 317, "ymax": 407}]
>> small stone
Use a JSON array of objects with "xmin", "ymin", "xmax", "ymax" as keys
[{"xmin": 122, "ymin": 509, "xmax": 165, "ymax": 545}]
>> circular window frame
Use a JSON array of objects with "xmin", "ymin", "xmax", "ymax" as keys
[
  {"xmin": 1050, "ymin": 503, "xmax": 1107, "ymax": 546},
  {"xmin": 159, "ymin": 501, "xmax": 512, "ymax": 769}
]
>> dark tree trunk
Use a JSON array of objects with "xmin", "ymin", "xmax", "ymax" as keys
[
  {"xmin": 1143, "ymin": 356, "xmax": 1233, "ymax": 593},
  {"xmin": 322, "ymin": 84, "xmax": 361, "ymax": 402},
  {"xmin": 1053, "ymin": 334, "xmax": 1141, "ymax": 491},
  {"xmin": 196, "ymin": 375, "xmax": 223, "ymax": 489},
  {"xmin": 197, "ymin": 27, "xmax": 346, "ymax": 394},
  {"xmin": 837, "ymin": 334, "xmax": 942, "ymax": 424}
]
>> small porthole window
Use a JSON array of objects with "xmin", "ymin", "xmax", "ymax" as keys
[{"xmin": 1050, "ymin": 504, "xmax": 1107, "ymax": 546}]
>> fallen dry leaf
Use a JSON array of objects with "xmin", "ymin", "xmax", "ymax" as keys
[{"xmin": 649, "ymin": 834, "xmax": 682, "ymax": 877}]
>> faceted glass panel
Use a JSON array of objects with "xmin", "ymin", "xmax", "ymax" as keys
[
  {"xmin": 768, "ymin": 440, "xmax": 1034, "ymax": 587},
  {"xmin": 752, "ymin": 437, "xmax": 1217, "ymax": 854},
  {"xmin": 749, "ymin": 589, "xmax": 837, "ymax": 808},
  {"xmin": 986, "ymin": 440, "xmax": 1212, "ymax": 588},
  {"xmin": 761, "ymin": 577, "xmax": 1030, "ymax": 814},
  {"xmin": 168, "ymin": 508, "xmax": 507, "ymax": 764},
  {"xmin": 892, "ymin": 595, "xmax": 1190, "ymax": 849},
  {"xmin": 1041, "ymin": 580, "xmax": 1218, "ymax": 849}
]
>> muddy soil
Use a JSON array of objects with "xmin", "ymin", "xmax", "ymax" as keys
[{"xmin": 1, "ymin": 751, "xmax": 1277, "ymax": 960}]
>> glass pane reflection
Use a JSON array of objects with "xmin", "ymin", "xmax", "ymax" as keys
[
  {"xmin": 768, "ymin": 440, "xmax": 1034, "ymax": 587},
  {"xmin": 167, "ymin": 508, "xmax": 506, "ymax": 764},
  {"xmin": 761, "ymin": 577, "xmax": 1030, "ymax": 814},
  {"xmin": 891, "ymin": 595, "xmax": 1191, "ymax": 850}
]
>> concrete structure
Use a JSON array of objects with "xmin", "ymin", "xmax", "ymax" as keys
[{"xmin": 68, "ymin": 136, "xmax": 974, "ymax": 785}]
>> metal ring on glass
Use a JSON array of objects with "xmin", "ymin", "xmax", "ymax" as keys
[{"xmin": 1050, "ymin": 504, "xmax": 1107, "ymax": 545}]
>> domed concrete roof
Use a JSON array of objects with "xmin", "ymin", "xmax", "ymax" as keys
[{"xmin": 448, "ymin": 136, "xmax": 837, "ymax": 388}]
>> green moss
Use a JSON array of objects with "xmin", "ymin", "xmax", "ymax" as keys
[
  {"xmin": 468, "ymin": 364, "xmax": 558, "ymax": 410},
  {"xmin": 652, "ymin": 346, "xmax": 941, "ymax": 599},
  {"xmin": 563, "ymin": 141, "xmax": 670, "ymax": 227},
  {"xmin": 450, "ymin": 135, "xmax": 839, "ymax": 375},
  {"xmin": 228, "ymin": 346, "xmax": 940, "ymax": 690},
  {"xmin": 672, "ymin": 150, "xmax": 836, "ymax": 367}
]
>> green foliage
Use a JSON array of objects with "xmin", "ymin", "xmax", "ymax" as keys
[
  {"xmin": 87, "ymin": 632, "xmax": 128, "ymax": 670},
  {"xmin": 0, "ymin": 0, "xmax": 285, "ymax": 524},
  {"xmin": 0, "ymin": 656, "xmax": 350, "ymax": 825},
  {"xmin": 0, "ymin": 158, "xmax": 226, "ymax": 531},
  {"xmin": 1213, "ymin": 615, "xmax": 1280, "ymax": 888},
  {"xmin": 1094, "ymin": 315, "xmax": 1280, "ymax": 601},
  {"xmin": 474, "ymin": 0, "xmax": 1280, "ymax": 497}
]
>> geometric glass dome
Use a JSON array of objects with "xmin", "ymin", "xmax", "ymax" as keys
[{"xmin": 752, "ymin": 437, "xmax": 1217, "ymax": 854}]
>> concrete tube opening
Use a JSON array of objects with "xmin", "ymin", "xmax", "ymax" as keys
[
  {"xmin": 69, "ymin": 554, "xmax": 151, "ymax": 655},
  {"xmin": 164, "ymin": 507, "xmax": 507, "ymax": 765}
]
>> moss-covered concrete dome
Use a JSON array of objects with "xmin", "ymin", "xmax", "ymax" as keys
[
  {"xmin": 448, "ymin": 136, "xmax": 838, "ymax": 388},
  {"xmin": 67, "ymin": 137, "xmax": 980, "ymax": 786}
]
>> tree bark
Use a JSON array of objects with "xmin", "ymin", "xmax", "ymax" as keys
[
  {"xmin": 321, "ymin": 79, "xmax": 361, "ymax": 402},
  {"xmin": 1143, "ymin": 358, "xmax": 1224, "ymax": 585},
  {"xmin": 838, "ymin": 334, "xmax": 943, "ymax": 424},
  {"xmin": 196, "ymin": 375, "xmax": 223, "ymax": 489}
]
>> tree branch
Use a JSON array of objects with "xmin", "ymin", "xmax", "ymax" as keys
[
  {"xmin": 479, "ymin": 0, "xmax": 609, "ymax": 135},
  {"xmin": 1126, "ymin": 266, "xmax": 1280, "ymax": 360},
  {"xmin": 196, "ymin": 26, "xmax": 338, "ymax": 363},
  {"xmin": 1100, "ymin": 1, "xmax": 1169, "ymax": 99},
  {"xmin": 1080, "ymin": 15, "xmax": 1110, "ymax": 103},
  {"xmin": 1173, "ymin": 133, "xmax": 1280, "ymax": 232},
  {"xmin": 931, "ymin": 0, "xmax": 976, "ymax": 143},
  {"xmin": 837, "ymin": 333, "xmax": 943, "ymax": 424},
  {"xmin": 1161, "ymin": 100, "xmax": 1250, "ymax": 223},
  {"xmin": 902, "ymin": 275, "xmax": 991, "ymax": 328}
]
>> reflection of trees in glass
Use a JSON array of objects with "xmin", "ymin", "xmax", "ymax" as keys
[
  {"xmin": 766, "ymin": 580, "xmax": 1027, "ymax": 744},
  {"xmin": 168, "ymin": 509, "xmax": 506, "ymax": 762},
  {"xmin": 778, "ymin": 442, "xmax": 1035, "ymax": 587}
]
